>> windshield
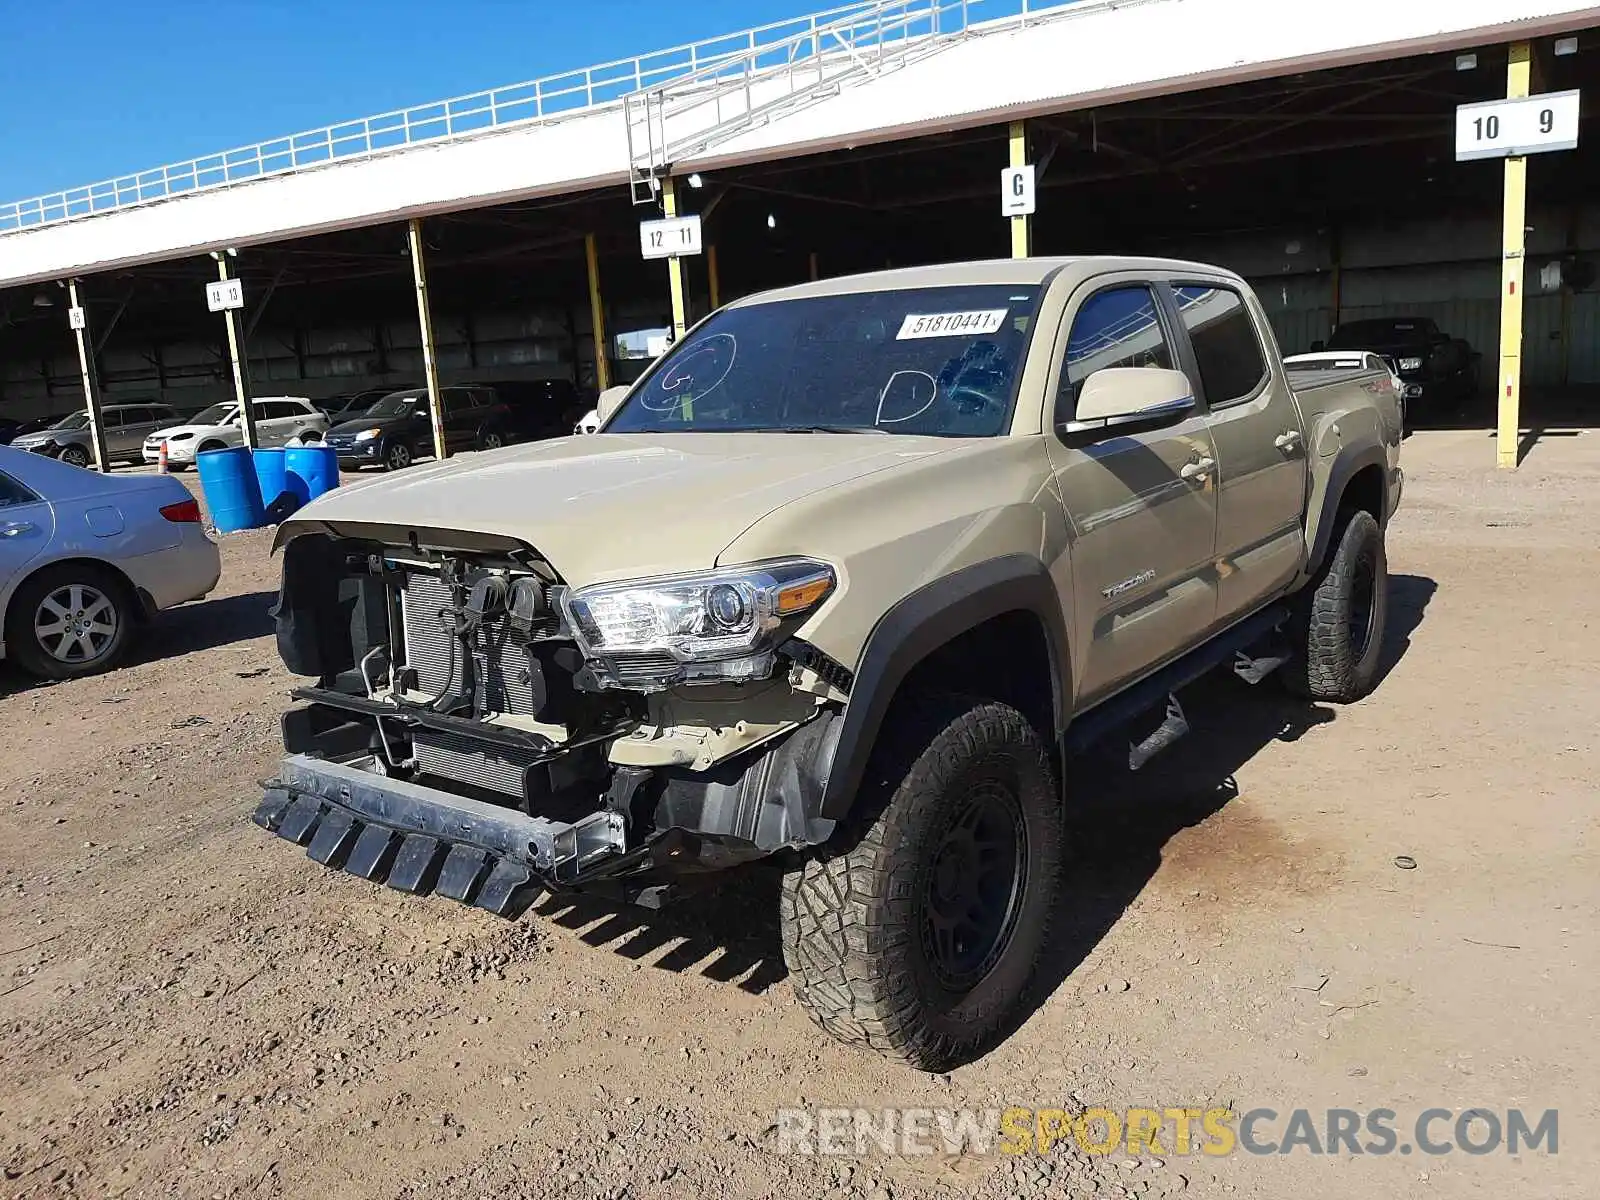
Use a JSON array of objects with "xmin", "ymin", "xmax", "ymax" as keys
[
  {"xmin": 365, "ymin": 392, "xmax": 424, "ymax": 418},
  {"xmin": 607, "ymin": 285, "xmax": 1042, "ymax": 436},
  {"xmin": 48, "ymin": 412, "xmax": 89, "ymax": 430},
  {"xmin": 1330, "ymin": 318, "xmax": 1438, "ymax": 346},
  {"xmin": 190, "ymin": 403, "xmax": 237, "ymax": 425}
]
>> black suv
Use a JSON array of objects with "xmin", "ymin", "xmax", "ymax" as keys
[
  {"xmin": 323, "ymin": 385, "xmax": 513, "ymax": 471},
  {"xmin": 476, "ymin": 379, "xmax": 590, "ymax": 443}
]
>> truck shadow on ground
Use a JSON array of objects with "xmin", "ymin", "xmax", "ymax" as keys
[{"xmin": 529, "ymin": 574, "xmax": 1438, "ymax": 1026}]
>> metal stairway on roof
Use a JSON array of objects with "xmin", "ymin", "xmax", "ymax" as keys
[{"xmin": 625, "ymin": 0, "xmax": 977, "ymax": 204}]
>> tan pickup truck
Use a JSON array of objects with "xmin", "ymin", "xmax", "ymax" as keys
[{"xmin": 257, "ymin": 257, "xmax": 1403, "ymax": 1070}]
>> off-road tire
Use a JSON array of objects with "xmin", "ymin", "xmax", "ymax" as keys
[
  {"xmin": 1283, "ymin": 508, "xmax": 1387, "ymax": 702},
  {"xmin": 5, "ymin": 562, "xmax": 135, "ymax": 680},
  {"xmin": 780, "ymin": 697, "xmax": 1062, "ymax": 1071}
]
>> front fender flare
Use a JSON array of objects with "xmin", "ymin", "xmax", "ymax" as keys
[{"xmin": 817, "ymin": 554, "xmax": 1069, "ymax": 821}]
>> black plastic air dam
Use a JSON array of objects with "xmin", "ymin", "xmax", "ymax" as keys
[
  {"xmin": 254, "ymin": 754, "xmax": 622, "ymax": 915},
  {"xmin": 255, "ymin": 713, "xmax": 841, "ymax": 914}
]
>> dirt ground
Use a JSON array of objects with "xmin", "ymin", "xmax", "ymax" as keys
[{"xmin": 2, "ymin": 429, "xmax": 1596, "ymax": 1200}]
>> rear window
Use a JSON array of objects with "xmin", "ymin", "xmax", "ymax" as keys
[
  {"xmin": 1172, "ymin": 285, "xmax": 1268, "ymax": 406},
  {"xmin": 607, "ymin": 285, "xmax": 1042, "ymax": 437}
]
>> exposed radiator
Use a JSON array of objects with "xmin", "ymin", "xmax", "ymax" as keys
[
  {"xmin": 398, "ymin": 570, "xmax": 565, "ymax": 800},
  {"xmin": 400, "ymin": 572, "xmax": 538, "ymax": 715},
  {"xmin": 413, "ymin": 727, "xmax": 544, "ymax": 799}
]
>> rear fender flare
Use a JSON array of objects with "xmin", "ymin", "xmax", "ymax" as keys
[
  {"xmin": 1306, "ymin": 443, "xmax": 1388, "ymax": 576},
  {"xmin": 817, "ymin": 555, "xmax": 1069, "ymax": 821}
]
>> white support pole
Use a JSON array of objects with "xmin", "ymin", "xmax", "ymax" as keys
[{"xmin": 66, "ymin": 280, "xmax": 111, "ymax": 473}]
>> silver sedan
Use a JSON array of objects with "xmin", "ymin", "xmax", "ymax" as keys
[{"xmin": 0, "ymin": 446, "xmax": 221, "ymax": 679}]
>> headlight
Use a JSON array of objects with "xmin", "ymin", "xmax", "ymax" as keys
[
  {"xmin": 560, "ymin": 558, "xmax": 836, "ymax": 690},
  {"xmin": 354, "ymin": 427, "xmax": 384, "ymax": 442},
  {"xmin": 167, "ymin": 431, "xmax": 194, "ymax": 441},
  {"xmin": 1399, "ymin": 357, "xmax": 1424, "ymax": 372}
]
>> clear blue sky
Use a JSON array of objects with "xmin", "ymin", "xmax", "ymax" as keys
[{"xmin": 0, "ymin": 0, "xmax": 812, "ymax": 200}]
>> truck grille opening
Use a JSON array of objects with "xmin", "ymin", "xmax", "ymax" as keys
[{"xmin": 608, "ymin": 651, "xmax": 679, "ymax": 687}]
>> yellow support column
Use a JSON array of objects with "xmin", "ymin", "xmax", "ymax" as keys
[
  {"xmin": 584, "ymin": 233, "xmax": 610, "ymax": 391},
  {"xmin": 662, "ymin": 177, "xmax": 688, "ymax": 342},
  {"xmin": 1496, "ymin": 43, "xmax": 1532, "ymax": 470},
  {"xmin": 707, "ymin": 243, "xmax": 721, "ymax": 311},
  {"xmin": 407, "ymin": 219, "xmax": 449, "ymax": 463},
  {"xmin": 1009, "ymin": 120, "xmax": 1031, "ymax": 259}
]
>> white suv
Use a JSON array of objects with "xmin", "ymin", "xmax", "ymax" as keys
[{"xmin": 144, "ymin": 397, "xmax": 329, "ymax": 469}]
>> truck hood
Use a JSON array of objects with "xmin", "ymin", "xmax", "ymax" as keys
[{"xmin": 278, "ymin": 432, "xmax": 962, "ymax": 585}]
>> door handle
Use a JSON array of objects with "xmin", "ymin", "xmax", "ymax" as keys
[
  {"xmin": 0, "ymin": 521, "xmax": 36, "ymax": 538},
  {"xmin": 1274, "ymin": 429, "xmax": 1303, "ymax": 452},
  {"xmin": 1179, "ymin": 457, "xmax": 1215, "ymax": 482}
]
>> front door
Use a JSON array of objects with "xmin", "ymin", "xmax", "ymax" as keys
[
  {"xmin": 0, "ymin": 470, "xmax": 53, "ymax": 599},
  {"xmin": 1043, "ymin": 281, "xmax": 1220, "ymax": 705},
  {"xmin": 1168, "ymin": 283, "xmax": 1310, "ymax": 622},
  {"xmin": 100, "ymin": 409, "xmax": 134, "ymax": 458}
]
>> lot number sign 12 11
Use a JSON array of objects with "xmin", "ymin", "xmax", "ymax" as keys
[
  {"xmin": 639, "ymin": 215, "xmax": 704, "ymax": 260},
  {"xmin": 1455, "ymin": 90, "xmax": 1581, "ymax": 161}
]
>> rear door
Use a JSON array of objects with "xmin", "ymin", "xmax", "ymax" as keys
[
  {"xmin": 1167, "ymin": 280, "xmax": 1310, "ymax": 623},
  {"xmin": 256, "ymin": 401, "xmax": 308, "ymax": 446},
  {"xmin": 1042, "ymin": 279, "xmax": 1221, "ymax": 704}
]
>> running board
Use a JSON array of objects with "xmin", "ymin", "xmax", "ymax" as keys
[
  {"xmin": 1233, "ymin": 646, "xmax": 1291, "ymax": 686},
  {"xmin": 1064, "ymin": 603, "xmax": 1289, "ymax": 757},
  {"xmin": 1128, "ymin": 693, "xmax": 1188, "ymax": 771}
]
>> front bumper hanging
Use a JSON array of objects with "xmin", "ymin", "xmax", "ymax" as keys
[{"xmin": 253, "ymin": 754, "xmax": 625, "ymax": 915}]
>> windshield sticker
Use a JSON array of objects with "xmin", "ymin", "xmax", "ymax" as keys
[{"xmin": 896, "ymin": 310, "xmax": 1008, "ymax": 340}]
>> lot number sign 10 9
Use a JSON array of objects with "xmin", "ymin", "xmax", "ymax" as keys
[
  {"xmin": 1455, "ymin": 90, "xmax": 1581, "ymax": 161},
  {"xmin": 639, "ymin": 215, "xmax": 704, "ymax": 260}
]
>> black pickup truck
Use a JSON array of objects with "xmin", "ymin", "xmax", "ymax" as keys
[{"xmin": 1316, "ymin": 317, "xmax": 1478, "ymax": 418}]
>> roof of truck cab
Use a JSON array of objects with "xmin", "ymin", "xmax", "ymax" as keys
[{"xmin": 725, "ymin": 256, "xmax": 1244, "ymax": 305}]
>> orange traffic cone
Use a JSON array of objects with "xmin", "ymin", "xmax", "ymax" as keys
[{"xmin": 158, "ymin": 440, "xmax": 168, "ymax": 474}]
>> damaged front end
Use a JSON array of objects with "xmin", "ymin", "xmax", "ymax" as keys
[{"xmin": 256, "ymin": 524, "xmax": 846, "ymax": 914}]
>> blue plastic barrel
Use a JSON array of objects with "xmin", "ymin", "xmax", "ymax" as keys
[
  {"xmin": 196, "ymin": 446, "xmax": 266, "ymax": 533},
  {"xmin": 253, "ymin": 447, "xmax": 289, "ymax": 509},
  {"xmin": 285, "ymin": 444, "xmax": 340, "ymax": 504}
]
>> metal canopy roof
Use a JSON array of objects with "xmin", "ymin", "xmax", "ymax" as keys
[{"xmin": 0, "ymin": 0, "xmax": 1594, "ymax": 290}]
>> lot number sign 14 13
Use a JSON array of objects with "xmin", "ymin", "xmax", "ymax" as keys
[
  {"xmin": 205, "ymin": 278, "xmax": 245, "ymax": 312},
  {"xmin": 639, "ymin": 215, "xmax": 704, "ymax": 260},
  {"xmin": 1456, "ymin": 90, "xmax": 1581, "ymax": 161}
]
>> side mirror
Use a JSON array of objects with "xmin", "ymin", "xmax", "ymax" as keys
[
  {"xmin": 1060, "ymin": 368, "xmax": 1195, "ymax": 441},
  {"xmin": 596, "ymin": 385, "xmax": 629, "ymax": 423},
  {"xmin": 1309, "ymin": 340, "xmax": 1327, "ymax": 353}
]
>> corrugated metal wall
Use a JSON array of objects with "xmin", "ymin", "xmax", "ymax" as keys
[{"xmin": 1169, "ymin": 206, "xmax": 1600, "ymax": 391}]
